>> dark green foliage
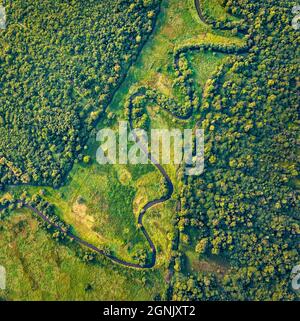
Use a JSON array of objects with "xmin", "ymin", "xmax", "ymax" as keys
[
  {"xmin": 172, "ymin": 272, "xmax": 226, "ymax": 301},
  {"xmin": 0, "ymin": 0, "xmax": 160, "ymax": 188},
  {"xmin": 29, "ymin": 194, "xmax": 71, "ymax": 240},
  {"xmin": 173, "ymin": 0, "xmax": 300, "ymax": 301},
  {"xmin": 196, "ymin": 0, "xmax": 248, "ymax": 32}
]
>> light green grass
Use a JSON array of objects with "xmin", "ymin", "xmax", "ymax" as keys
[
  {"xmin": 0, "ymin": 210, "xmax": 163, "ymax": 301},
  {"xmin": 201, "ymin": 0, "xmax": 239, "ymax": 23},
  {"xmin": 189, "ymin": 51, "xmax": 228, "ymax": 91}
]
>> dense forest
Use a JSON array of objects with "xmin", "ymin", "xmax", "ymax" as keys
[
  {"xmin": 171, "ymin": 0, "xmax": 300, "ymax": 301},
  {"xmin": 0, "ymin": 0, "xmax": 160, "ymax": 188}
]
